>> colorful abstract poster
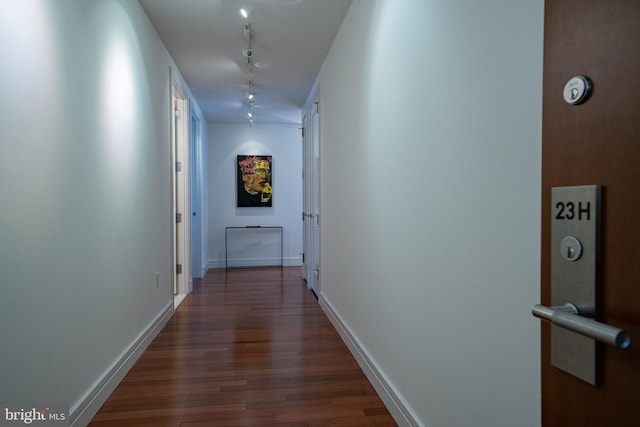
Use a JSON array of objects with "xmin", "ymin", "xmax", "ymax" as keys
[{"xmin": 237, "ymin": 155, "xmax": 273, "ymax": 207}]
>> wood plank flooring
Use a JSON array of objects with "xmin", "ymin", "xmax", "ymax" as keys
[{"xmin": 89, "ymin": 267, "xmax": 396, "ymax": 426}]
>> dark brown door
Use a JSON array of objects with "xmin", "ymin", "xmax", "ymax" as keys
[{"xmin": 542, "ymin": 1, "xmax": 640, "ymax": 425}]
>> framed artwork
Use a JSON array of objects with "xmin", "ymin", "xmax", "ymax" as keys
[{"xmin": 237, "ymin": 155, "xmax": 273, "ymax": 207}]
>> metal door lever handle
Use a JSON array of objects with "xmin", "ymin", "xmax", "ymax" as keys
[{"xmin": 532, "ymin": 304, "xmax": 630, "ymax": 349}]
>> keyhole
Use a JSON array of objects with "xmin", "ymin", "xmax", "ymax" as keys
[
  {"xmin": 570, "ymin": 87, "xmax": 579, "ymax": 100},
  {"xmin": 560, "ymin": 236, "xmax": 583, "ymax": 262}
]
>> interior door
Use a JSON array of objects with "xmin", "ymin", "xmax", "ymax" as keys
[
  {"xmin": 310, "ymin": 98, "xmax": 320, "ymax": 294},
  {"xmin": 302, "ymin": 111, "xmax": 312, "ymax": 285},
  {"xmin": 173, "ymin": 94, "xmax": 181, "ymax": 296},
  {"xmin": 190, "ymin": 111, "xmax": 201, "ymax": 279},
  {"xmin": 541, "ymin": 1, "xmax": 640, "ymax": 425},
  {"xmin": 302, "ymin": 96, "xmax": 321, "ymax": 294},
  {"xmin": 171, "ymin": 83, "xmax": 190, "ymax": 301}
]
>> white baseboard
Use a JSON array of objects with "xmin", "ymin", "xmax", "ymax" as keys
[
  {"xmin": 193, "ymin": 263, "xmax": 208, "ymax": 279},
  {"xmin": 318, "ymin": 295, "xmax": 421, "ymax": 427},
  {"xmin": 70, "ymin": 303, "xmax": 174, "ymax": 427},
  {"xmin": 174, "ymin": 293, "xmax": 188, "ymax": 309},
  {"xmin": 206, "ymin": 257, "xmax": 302, "ymax": 270},
  {"xmin": 206, "ymin": 259, "xmax": 224, "ymax": 270}
]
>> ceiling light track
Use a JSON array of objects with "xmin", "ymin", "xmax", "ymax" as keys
[{"xmin": 240, "ymin": 5, "xmax": 256, "ymax": 126}]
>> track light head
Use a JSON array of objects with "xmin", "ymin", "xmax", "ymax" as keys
[{"xmin": 240, "ymin": 5, "xmax": 254, "ymax": 19}]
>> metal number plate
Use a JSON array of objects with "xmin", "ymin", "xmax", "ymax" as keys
[{"xmin": 551, "ymin": 185, "xmax": 601, "ymax": 385}]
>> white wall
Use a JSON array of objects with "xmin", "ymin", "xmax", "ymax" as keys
[
  {"xmin": 315, "ymin": 1, "xmax": 543, "ymax": 426},
  {"xmin": 207, "ymin": 122, "xmax": 303, "ymax": 268},
  {"xmin": 0, "ymin": 1, "xmax": 203, "ymax": 424}
]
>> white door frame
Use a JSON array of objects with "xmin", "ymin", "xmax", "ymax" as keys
[
  {"xmin": 190, "ymin": 110, "xmax": 202, "ymax": 279},
  {"xmin": 170, "ymin": 71, "xmax": 191, "ymax": 307},
  {"xmin": 302, "ymin": 110, "xmax": 311, "ymax": 284},
  {"xmin": 303, "ymin": 91, "xmax": 320, "ymax": 294},
  {"xmin": 311, "ymin": 96, "xmax": 320, "ymax": 294}
]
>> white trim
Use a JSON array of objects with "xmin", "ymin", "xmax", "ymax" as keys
[
  {"xmin": 196, "ymin": 263, "xmax": 208, "ymax": 279},
  {"xmin": 206, "ymin": 260, "xmax": 225, "ymax": 270},
  {"xmin": 174, "ymin": 293, "xmax": 188, "ymax": 309},
  {"xmin": 170, "ymin": 67, "xmax": 192, "ymax": 299},
  {"xmin": 190, "ymin": 109, "xmax": 204, "ymax": 281},
  {"xmin": 70, "ymin": 304, "xmax": 174, "ymax": 427},
  {"xmin": 318, "ymin": 294, "xmax": 422, "ymax": 427},
  {"xmin": 206, "ymin": 257, "xmax": 303, "ymax": 270}
]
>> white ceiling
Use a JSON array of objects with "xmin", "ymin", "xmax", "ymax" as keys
[{"xmin": 139, "ymin": 0, "xmax": 353, "ymax": 125}]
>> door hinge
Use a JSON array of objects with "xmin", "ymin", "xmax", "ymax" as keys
[
  {"xmin": 176, "ymin": 264, "xmax": 182, "ymax": 274},
  {"xmin": 301, "ymin": 127, "xmax": 305, "ymax": 138},
  {"xmin": 302, "ymin": 252, "xmax": 305, "ymax": 263},
  {"xmin": 175, "ymin": 161, "xmax": 182, "ymax": 172},
  {"xmin": 176, "ymin": 213, "xmax": 182, "ymax": 223}
]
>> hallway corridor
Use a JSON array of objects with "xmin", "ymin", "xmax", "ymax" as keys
[{"xmin": 89, "ymin": 268, "xmax": 395, "ymax": 426}]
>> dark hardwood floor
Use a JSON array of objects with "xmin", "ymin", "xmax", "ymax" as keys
[{"xmin": 89, "ymin": 267, "xmax": 396, "ymax": 426}]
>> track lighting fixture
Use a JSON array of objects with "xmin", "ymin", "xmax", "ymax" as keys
[{"xmin": 240, "ymin": 5, "xmax": 256, "ymax": 126}]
